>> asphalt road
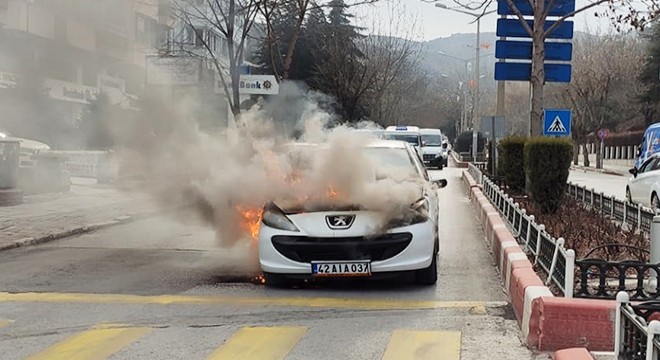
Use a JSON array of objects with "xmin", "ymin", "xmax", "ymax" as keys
[
  {"xmin": 568, "ymin": 168, "xmax": 628, "ymax": 200},
  {"xmin": 0, "ymin": 168, "xmax": 548, "ymax": 360}
]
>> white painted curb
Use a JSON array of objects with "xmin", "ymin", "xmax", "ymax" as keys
[
  {"xmin": 522, "ymin": 285, "xmax": 553, "ymax": 341},
  {"xmin": 505, "ymin": 252, "xmax": 529, "ymax": 292},
  {"xmin": 499, "ymin": 241, "xmax": 519, "ymax": 272}
]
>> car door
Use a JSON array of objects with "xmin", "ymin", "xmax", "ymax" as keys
[
  {"xmin": 642, "ymin": 159, "xmax": 660, "ymax": 205},
  {"xmin": 631, "ymin": 158, "xmax": 658, "ymax": 204}
]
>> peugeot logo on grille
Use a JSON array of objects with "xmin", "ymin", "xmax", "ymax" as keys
[{"xmin": 326, "ymin": 215, "xmax": 355, "ymax": 229}]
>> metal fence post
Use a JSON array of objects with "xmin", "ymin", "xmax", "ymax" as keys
[
  {"xmin": 546, "ymin": 238, "xmax": 565, "ymax": 286},
  {"xmin": 518, "ymin": 208, "xmax": 526, "ymax": 235},
  {"xmin": 565, "ymin": 249, "xmax": 575, "ymax": 298},
  {"xmin": 652, "ymin": 216, "xmax": 660, "ymax": 283},
  {"xmin": 615, "ymin": 291, "xmax": 630, "ymax": 356},
  {"xmin": 611, "ymin": 196, "xmax": 615, "ymax": 218},
  {"xmin": 600, "ymin": 192, "xmax": 605, "ymax": 213},
  {"xmin": 638, "ymin": 204, "xmax": 643, "ymax": 230},
  {"xmin": 647, "ymin": 321, "xmax": 660, "ymax": 360},
  {"xmin": 623, "ymin": 200, "xmax": 627, "ymax": 225},
  {"xmin": 535, "ymin": 224, "xmax": 545, "ymax": 265},
  {"xmin": 590, "ymin": 188, "xmax": 594, "ymax": 207},
  {"xmin": 524, "ymin": 215, "xmax": 534, "ymax": 251}
]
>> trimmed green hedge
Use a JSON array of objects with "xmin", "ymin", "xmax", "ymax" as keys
[
  {"xmin": 454, "ymin": 131, "xmax": 485, "ymax": 153},
  {"xmin": 524, "ymin": 137, "xmax": 573, "ymax": 214},
  {"xmin": 498, "ymin": 136, "xmax": 527, "ymax": 192}
]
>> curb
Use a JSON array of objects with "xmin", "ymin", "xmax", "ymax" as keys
[
  {"xmin": 462, "ymin": 170, "xmax": 615, "ymax": 353},
  {"xmin": 570, "ymin": 165, "xmax": 624, "ymax": 177},
  {"xmin": 0, "ymin": 212, "xmax": 156, "ymax": 252},
  {"xmin": 554, "ymin": 348, "xmax": 595, "ymax": 360}
]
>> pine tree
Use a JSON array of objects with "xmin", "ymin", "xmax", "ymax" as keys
[{"xmin": 639, "ymin": 21, "xmax": 660, "ymax": 125}]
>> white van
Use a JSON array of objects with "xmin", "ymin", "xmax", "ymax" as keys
[
  {"xmin": 383, "ymin": 126, "xmax": 422, "ymax": 156},
  {"xmin": 420, "ymin": 128, "xmax": 447, "ymax": 169}
]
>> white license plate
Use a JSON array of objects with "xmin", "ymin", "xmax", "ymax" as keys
[{"xmin": 311, "ymin": 261, "xmax": 371, "ymax": 277}]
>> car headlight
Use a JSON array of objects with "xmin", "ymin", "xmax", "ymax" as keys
[
  {"xmin": 385, "ymin": 197, "xmax": 430, "ymax": 228},
  {"xmin": 262, "ymin": 202, "xmax": 299, "ymax": 232}
]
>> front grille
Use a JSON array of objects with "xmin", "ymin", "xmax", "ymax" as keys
[
  {"xmin": 271, "ymin": 232, "xmax": 413, "ymax": 262},
  {"xmin": 423, "ymin": 154, "xmax": 435, "ymax": 161}
]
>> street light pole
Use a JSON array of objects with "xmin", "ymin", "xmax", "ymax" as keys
[
  {"xmin": 473, "ymin": 17, "xmax": 480, "ymax": 162},
  {"xmin": 434, "ymin": 3, "xmax": 495, "ymax": 162}
]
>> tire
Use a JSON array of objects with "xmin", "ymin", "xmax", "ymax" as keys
[
  {"xmin": 263, "ymin": 272, "xmax": 289, "ymax": 288},
  {"xmin": 415, "ymin": 239, "xmax": 438, "ymax": 285},
  {"xmin": 652, "ymin": 193, "xmax": 660, "ymax": 210}
]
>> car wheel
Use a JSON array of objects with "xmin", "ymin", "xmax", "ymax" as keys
[
  {"xmin": 626, "ymin": 187, "xmax": 632, "ymax": 203},
  {"xmin": 415, "ymin": 253, "xmax": 438, "ymax": 285},
  {"xmin": 263, "ymin": 272, "xmax": 289, "ymax": 288},
  {"xmin": 652, "ymin": 193, "xmax": 660, "ymax": 210}
]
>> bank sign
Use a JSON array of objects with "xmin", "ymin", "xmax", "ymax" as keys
[{"xmin": 238, "ymin": 75, "xmax": 279, "ymax": 95}]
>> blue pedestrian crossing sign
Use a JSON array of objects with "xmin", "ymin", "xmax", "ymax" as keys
[{"xmin": 543, "ymin": 109, "xmax": 571, "ymax": 136}]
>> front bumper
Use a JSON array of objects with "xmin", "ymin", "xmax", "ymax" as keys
[{"xmin": 258, "ymin": 220, "xmax": 436, "ymax": 275}]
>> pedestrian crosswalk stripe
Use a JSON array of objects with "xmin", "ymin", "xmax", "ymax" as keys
[
  {"xmin": 0, "ymin": 291, "xmax": 494, "ymax": 310},
  {"xmin": 382, "ymin": 330, "xmax": 461, "ymax": 360},
  {"xmin": 207, "ymin": 326, "xmax": 307, "ymax": 360},
  {"xmin": 26, "ymin": 324, "xmax": 151, "ymax": 360},
  {"xmin": 0, "ymin": 319, "xmax": 12, "ymax": 329}
]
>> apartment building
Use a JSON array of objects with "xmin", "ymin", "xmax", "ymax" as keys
[{"xmin": 0, "ymin": 0, "xmax": 170, "ymax": 146}]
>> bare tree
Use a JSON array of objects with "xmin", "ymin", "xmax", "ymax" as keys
[
  {"xmin": 554, "ymin": 32, "xmax": 645, "ymax": 168},
  {"xmin": 169, "ymin": 0, "xmax": 259, "ymax": 115},
  {"xmin": 448, "ymin": 0, "xmax": 660, "ymax": 136}
]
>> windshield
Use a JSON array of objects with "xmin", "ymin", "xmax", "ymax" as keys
[
  {"xmin": 363, "ymin": 147, "xmax": 416, "ymax": 171},
  {"xmin": 421, "ymin": 135, "xmax": 442, "ymax": 146},
  {"xmin": 383, "ymin": 133, "xmax": 421, "ymax": 146}
]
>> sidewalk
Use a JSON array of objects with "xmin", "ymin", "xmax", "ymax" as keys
[
  {"xmin": 571, "ymin": 161, "xmax": 631, "ymax": 177},
  {"xmin": 0, "ymin": 177, "xmax": 160, "ymax": 251}
]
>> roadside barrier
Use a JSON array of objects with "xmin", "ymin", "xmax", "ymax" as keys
[
  {"xmin": 566, "ymin": 182, "xmax": 656, "ymax": 236},
  {"xmin": 615, "ymin": 291, "xmax": 660, "ymax": 360}
]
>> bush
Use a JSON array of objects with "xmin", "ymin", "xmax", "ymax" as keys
[
  {"xmin": 498, "ymin": 136, "xmax": 527, "ymax": 192},
  {"xmin": 454, "ymin": 131, "xmax": 486, "ymax": 153},
  {"xmin": 524, "ymin": 137, "xmax": 573, "ymax": 214}
]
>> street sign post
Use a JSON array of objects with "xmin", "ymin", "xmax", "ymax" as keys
[
  {"xmin": 495, "ymin": 62, "xmax": 571, "ymax": 82},
  {"xmin": 496, "ymin": 40, "xmax": 572, "ymax": 61},
  {"xmin": 494, "ymin": 0, "xmax": 575, "ymax": 83},
  {"xmin": 497, "ymin": 0, "xmax": 576, "ymax": 17},
  {"xmin": 496, "ymin": 19, "xmax": 574, "ymax": 39},
  {"xmin": 543, "ymin": 109, "xmax": 572, "ymax": 136},
  {"xmin": 480, "ymin": 116, "xmax": 506, "ymax": 176}
]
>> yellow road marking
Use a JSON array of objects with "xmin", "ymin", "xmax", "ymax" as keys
[
  {"xmin": 0, "ymin": 292, "xmax": 489, "ymax": 310},
  {"xmin": 27, "ymin": 324, "xmax": 151, "ymax": 360},
  {"xmin": 207, "ymin": 326, "xmax": 307, "ymax": 360},
  {"xmin": 382, "ymin": 330, "xmax": 461, "ymax": 360},
  {"xmin": 0, "ymin": 319, "xmax": 12, "ymax": 328}
]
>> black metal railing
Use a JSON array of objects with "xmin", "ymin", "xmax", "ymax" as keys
[
  {"xmin": 575, "ymin": 258, "xmax": 660, "ymax": 300},
  {"xmin": 617, "ymin": 293, "xmax": 660, "ymax": 360}
]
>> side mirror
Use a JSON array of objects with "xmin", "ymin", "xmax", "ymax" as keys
[
  {"xmin": 433, "ymin": 179, "xmax": 448, "ymax": 188},
  {"xmin": 629, "ymin": 168, "xmax": 638, "ymax": 177},
  {"xmin": 422, "ymin": 140, "xmax": 427, "ymax": 146}
]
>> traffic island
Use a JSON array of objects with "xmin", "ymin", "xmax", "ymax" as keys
[{"xmin": 462, "ymin": 169, "xmax": 615, "ymax": 354}]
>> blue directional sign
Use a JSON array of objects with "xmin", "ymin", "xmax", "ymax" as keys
[
  {"xmin": 495, "ymin": 62, "xmax": 571, "ymax": 82},
  {"xmin": 497, "ymin": 0, "xmax": 576, "ymax": 17},
  {"xmin": 543, "ymin": 109, "xmax": 571, "ymax": 136},
  {"xmin": 496, "ymin": 40, "xmax": 572, "ymax": 61},
  {"xmin": 496, "ymin": 19, "xmax": 574, "ymax": 39}
]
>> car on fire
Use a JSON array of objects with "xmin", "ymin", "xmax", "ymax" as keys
[{"xmin": 258, "ymin": 140, "xmax": 447, "ymax": 286}]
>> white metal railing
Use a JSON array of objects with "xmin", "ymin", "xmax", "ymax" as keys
[
  {"xmin": 615, "ymin": 291, "xmax": 660, "ymax": 360},
  {"xmin": 471, "ymin": 167, "xmax": 575, "ymax": 297}
]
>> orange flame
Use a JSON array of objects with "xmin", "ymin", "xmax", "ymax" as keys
[
  {"xmin": 327, "ymin": 184, "xmax": 339, "ymax": 199},
  {"xmin": 236, "ymin": 206, "xmax": 264, "ymax": 240}
]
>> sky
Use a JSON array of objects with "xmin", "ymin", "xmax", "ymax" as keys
[{"xmin": 359, "ymin": 0, "xmax": 619, "ymax": 41}]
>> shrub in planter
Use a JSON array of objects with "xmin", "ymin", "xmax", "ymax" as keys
[
  {"xmin": 524, "ymin": 137, "xmax": 573, "ymax": 214},
  {"xmin": 454, "ymin": 131, "xmax": 486, "ymax": 154},
  {"xmin": 498, "ymin": 136, "xmax": 527, "ymax": 192}
]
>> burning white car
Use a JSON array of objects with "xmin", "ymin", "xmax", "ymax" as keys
[{"xmin": 257, "ymin": 140, "xmax": 447, "ymax": 286}]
